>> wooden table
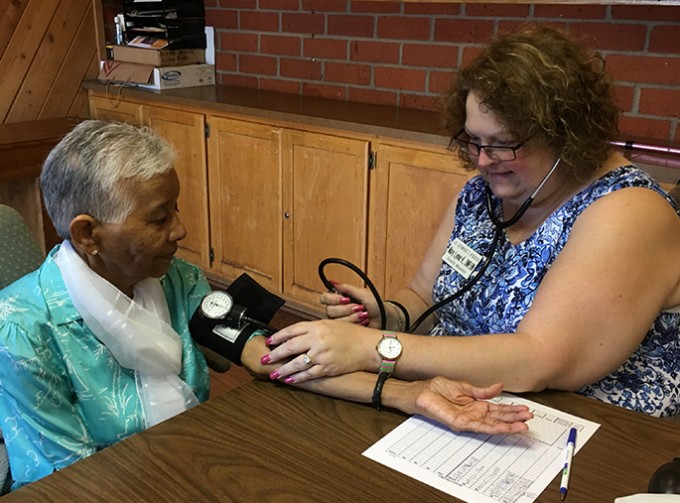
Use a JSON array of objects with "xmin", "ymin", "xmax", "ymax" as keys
[{"xmin": 4, "ymin": 380, "xmax": 678, "ymax": 502}]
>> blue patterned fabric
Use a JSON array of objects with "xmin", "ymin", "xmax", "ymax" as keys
[
  {"xmin": 432, "ymin": 165, "xmax": 680, "ymax": 417},
  {"xmin": 0, "ymin": 246, "xmax": 211, "ymax": 489}
]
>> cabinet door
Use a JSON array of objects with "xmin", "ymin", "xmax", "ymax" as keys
[
  {"xmin": 368, "ymin": 143, "xmax": 470, "ymax": 299},
  {"xmin": 283, "ymin": 130, "xmax": 369, "ymax": 308},
  {"xmin": 207, "ymin": 116, "xmax": 283, "ymax": 293},
  {"xmin": 143, "ymin": 106, "xmax": 211, "ymax": 269},
  {"xmin": 89, "ymin": 94, "xmax": 143, "ymax": 124}
]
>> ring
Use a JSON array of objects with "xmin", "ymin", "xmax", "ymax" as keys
[{"xmin": 302, "ymin": 354, "xmax": 313, "ymax": 366}]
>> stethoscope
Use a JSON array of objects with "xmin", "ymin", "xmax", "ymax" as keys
[{"xmin": 319, "ymin": 156, "xmax": 562, "ymax": 334}]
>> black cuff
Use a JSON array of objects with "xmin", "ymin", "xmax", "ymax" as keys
[{"xmin": 189, "ymin": 310, "xmax": 257, "ymax": 366}]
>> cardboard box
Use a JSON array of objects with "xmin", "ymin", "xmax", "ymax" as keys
[
  {"xmin": 98, "ymin": 61, "xmax": 215, "ymax": 90},
  {"xmin": 112, "ymin": 45, "xmax": 206, "ymax": 66}
]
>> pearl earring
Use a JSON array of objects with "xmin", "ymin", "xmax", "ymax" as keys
[{"xmin": 91, "ymin": 249, "xmax": 99, "ymax": 256}]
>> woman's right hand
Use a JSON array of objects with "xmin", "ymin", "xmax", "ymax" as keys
[{"xmin": 320, "ymin": 281, "xmax": 382, "ymax": 328}]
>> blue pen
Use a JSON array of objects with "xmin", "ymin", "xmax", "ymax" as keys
[{"xmin": 560, "ymin": 427, "xmax": 577, "ymax": 501}]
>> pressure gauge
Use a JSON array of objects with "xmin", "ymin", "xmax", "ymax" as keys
[{"xmin": 199, "ymin": 290, "xmax": 234, "ymax": 320}]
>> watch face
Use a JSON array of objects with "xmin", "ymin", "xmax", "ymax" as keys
[
  {"xmin": 200, "ymin": 291, "xmax": 233, "ymax": 320},
  {"xmin": 377, "ymin": 336, "xmax": 402, "ymax": 360}
]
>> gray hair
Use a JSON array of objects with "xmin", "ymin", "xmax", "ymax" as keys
[{"xmin": 40, "ymin": 120, "xmax": 176, "ymax": 240}]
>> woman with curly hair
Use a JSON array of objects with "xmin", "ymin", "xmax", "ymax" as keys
[{"xmin": 258, "ymin": 25, "xmax": 680, "ymax": 418}]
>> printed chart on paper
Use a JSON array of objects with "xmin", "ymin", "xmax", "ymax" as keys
[{"xmin": 363, "ymin": 393, "xmax": 599, "ymax": 503}]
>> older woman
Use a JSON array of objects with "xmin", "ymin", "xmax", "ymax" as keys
[
  {"xmin": 262, "ymin": 25, "xmax": 680, "ymax": 418},
  {"xmin": 0, "ymin": 121, "xmax": 532, "ymax": 491}
]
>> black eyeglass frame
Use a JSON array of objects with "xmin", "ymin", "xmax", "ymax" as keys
[{"xmin": 449, "ymin": 129, "xmax": 530, "ymax": 161}]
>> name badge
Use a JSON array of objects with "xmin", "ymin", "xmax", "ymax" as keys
[{"xmin": 442, "ymin": 238, "xmax": 482, "ymax": 279}]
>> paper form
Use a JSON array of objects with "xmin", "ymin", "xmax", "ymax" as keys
[{"xmin": 363, "ymin": 393, "xmax": 600, "ymax": 503}]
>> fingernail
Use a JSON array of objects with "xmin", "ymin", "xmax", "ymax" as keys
[
  {"xmin": 265, "ymin": 336, "xmax": 273, "ymax": 346},
  {"xmin": 269, "ymin": 370, "xmax": 280, "ymax": 380},
  {"xmin": 340, "ymin": 297, "xmax": 351, "ymax": 304},
  {"xmin": 260, "ymin": 354, "xmax": 271, "ymax": 365},
  {"xmin": 351, "ymin": 305, "xmax": 365, "ymax": 313},
  {"xmin": 360, "ymin": 319, "xmax": 370, "ymax": 326},
  {"xmin": 284, "ymin": 376, "xmax": 295, "ymax": 384},
  {"xmin": 358, "ymin": 311, "xmax": 369, "ymax": 320}
]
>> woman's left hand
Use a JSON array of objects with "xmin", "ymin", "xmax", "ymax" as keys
[
  {"xmin": 260, "ymin": 320, "xmax": 378, "ymax": 384},
  {"xmin": 387, "ymin": 378, "xmax": 533, "ymax": 434}
]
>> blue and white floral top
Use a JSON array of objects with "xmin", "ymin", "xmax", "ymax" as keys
[
  {"xmin": 432, "ymin": 165, "xmax": 680, "ymax": 417},
  {"xmin": 0, "ymin": 246, "xmax": 211, "ymax": 489}
]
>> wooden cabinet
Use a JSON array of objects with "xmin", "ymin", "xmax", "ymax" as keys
[
  {"xmin": 207, "ymin": 116, "xmax": 283, "ymax": 293},
  {"xmin": 86, "ymin": 90, "xmax": 471, "ymax": 313},
  {"xmin": 368, "ymin": 143, "xmax": 469, "ymax": 298},
  {"xmin": 89, "ymin": 95, "xmax": 211, "ymax": 269},
  {"xmin": 282, "ymin": 129, "xmax": 370, "ymax": 306}
]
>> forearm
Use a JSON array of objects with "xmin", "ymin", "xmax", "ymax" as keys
[{"xmin": 385, "ymin": 288, "xmax": 434, "ymax": 335}]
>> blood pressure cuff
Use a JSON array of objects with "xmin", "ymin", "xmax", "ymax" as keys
[
  {"xmin": 189, "ymin": 312, "xmax": 259, "ymax": 366},
  {"xmin": 226, "ymin": 273, "xmax": 285, "ymax": 325}
]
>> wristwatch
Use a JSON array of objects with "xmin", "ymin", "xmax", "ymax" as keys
[{"xmin": 372, "ymin": 332, "xmax": 403, "ymax": 409}]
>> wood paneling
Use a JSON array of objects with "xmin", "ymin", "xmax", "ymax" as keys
[{"xmin": 0, "ymin": 0, "xmax": 99, "ymax": 124}]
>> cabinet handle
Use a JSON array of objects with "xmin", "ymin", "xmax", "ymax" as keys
[{"xmin": 284, "ymin": 212, "xmax": 290, "ymax": 218}]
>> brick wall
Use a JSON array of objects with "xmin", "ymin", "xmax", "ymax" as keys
[{"xmin": 206, "ymin": 1, "xmax": 680, "ymax": 143}]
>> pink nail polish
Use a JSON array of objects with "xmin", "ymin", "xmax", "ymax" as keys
[
  {"xmin": 265, "ymin": 336, "xmax": 273, "ymax": 346},
  {"xmin": 284, "ymin": 376, "xmax": 295, "ymax": 384},
  {"xmin": 351, "ymin": 305, "xmax": 365, "ymax": 313},
  {"xmin": 360, "ymin": 319, "xmax": 370, "ymax": 326},
  {"xmin": 340, "ymin": 297, "xmax": 351, "ymax": 305},
  {"xmin": 260, "ymin": 354, "xmax": 271, "ymax": 365},
  {"xmin": 358, "ymin": 311, "xmax": 369, "ymax": 320},
  {"xmin": 269, "ymin": 370, "xmax": 280, "ymax": 380}
]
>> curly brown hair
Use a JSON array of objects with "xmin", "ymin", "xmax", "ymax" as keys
[{"xmin": 444, "ymin": 24, "xmax": 619, "ymax": 180}]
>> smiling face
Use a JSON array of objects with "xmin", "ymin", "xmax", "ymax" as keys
[
  {"xmin": 88, "ymin": 169, "xmax": 186, "ymax": 294},
  {"xmin": 464, "ymin": 90, "xmax": 560, "ymax": 207}
]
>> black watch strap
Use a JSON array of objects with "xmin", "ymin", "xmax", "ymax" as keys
[{"xmin": 372, "ymin": 371, "xmax": 391, "ymax": 410}]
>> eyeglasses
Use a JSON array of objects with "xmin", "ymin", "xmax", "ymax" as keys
[{"xmin": 449, "ymin": 129, "xmax": 529, "ymax": 161}]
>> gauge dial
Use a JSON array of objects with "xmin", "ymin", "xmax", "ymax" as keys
[{"xmin": 200, "ymin": 291, "xmax": 233, "ymax": 320}]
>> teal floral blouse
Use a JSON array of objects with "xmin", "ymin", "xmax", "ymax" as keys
[{"xmin": 0, "ymin": 246, "xmax": 211, "ymax": 489}]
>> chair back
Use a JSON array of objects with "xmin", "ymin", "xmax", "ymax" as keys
[{"xmin": 0, "ymin": 205, "xmax": 43, "ymax": 290}]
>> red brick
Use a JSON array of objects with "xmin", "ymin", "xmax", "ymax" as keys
[
  {"xmin": 619, "ymin": 115, "xmax": 671, "ymax": 139},
  {"xmin": 498, "ymin": 20, "xmax": 567, "ymax": 36},
  {"xmin": 348, "ymin": 87, "xmax": 398, "ymax": 107},
  {"xmin": 219, "ymin": 32, "xmax": 258, "ymax": 52},
  {"xmin": 302, "ymin": 82, "xmax": 347, "ymax": 101},
  {"xmin": 534, "ymin": 4, "xmax": 607, "ymax": 19},
  {"xmin": 461, "ymin": 46, "xmax": 485, "ymax": 66},
  {"xmin": 612, "ymin": 6, "xmax": 680, "ymax": 22},
  {"xmin": 606, "ymin": 55, "xmax": 680, "ymax": 86},
  {"xmin": 302, "ymin": 0, "xmax": 347, "ymax": 13},
  {"xmin": 218, "ymin": 73, "xmax": 259, "ymax": 88},
  {"xmin": 260, "ymin": 0, "xmax": 299, "ymax": 10},
  {"xmin": 613, "ymin": 84, "xmax": 635, "ymax": 114},
  {"xmin": 675, "ymin": 128, "xmax": 680, "ymax": 144},
  {"xmin": 260, "ymin": 78, "xmax": 301, "ymax": 94},
  {"xmin": 282, "ymin": 13, "xmax": 324, "ymax": 34},
  {"xmin": 400, "ymin": 93, "xmax": 440, "ymax": 112},
  {"xmin": 351, "ymin": 1, "xmax": 401, "ymax": 14},
  {"xmin": 239, "ymin": 54, "xmax": 278, "ymax": 76},
  {"xmin": 280, "ymin": 57, "xmax": 323, "ymax": 79},
  {"xmin": 304, "ymin": 38, "xmax": 348, "ymax": 60},
  {"xmin": 434, "ymin": 19, "xmax": 494, "ymax": 44},
  {"xmin": 324, "ymin": 62, "xmax": 371, "ymax": 85},
  {"xmin": 465, "ymin": 4, "xmax": 531, "ymax": 17},
  {"xmin": 639, "ymin": 88, "xmax": 680, "ymax": 117},
  {"xmin": 204, "ymin": 0, "xmax": 218, "ymax": 7},
  {"xmin": 429, "ymin": 69, "xmax": 456, "ymax": 94},
  {"xmin": 206, "ymin": 9, "xmax": 237, "ymax": 28},
  {"xmin": 328, "ymin": 15, "xmax": 374, "ymax": 38},
  {"xmin": 261, "ymin": 35, "xmax": 302, "ymax": 56},
  {"xmin": 215, "ymin": 52, "xmax": 237, "ymax": 71},
  {"xmin": 650, "ymin": 26, "xmax": 680, "ymax": 55},
  {"xmin": 240, "ymin": 11, "xmax": 280, "ymax": 32},
  {"xmin": 377, "ymin": 16, "xmax": 431, "ymax": 41},
  {"xmin": 404, "ymin": 3, "xmax": 461, "ymax": 15},
  {"xmin": 570, "ymin": 23, "xmax": 646, "ymax": 52},
  {"xmin": 218, "ymin": 0, "xmax": 255, "ymax": 7},
  {"xmin": 350, "ymin": 40, "xmax": 400, "ymax": 64},
  {"xmin": 403, "ymin": 43, "xmax": 457, "ymax": 68},
  {"xmin": 375, "ymin": 67, "xmax": 426, "ymax": 91}
]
